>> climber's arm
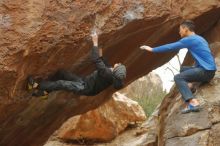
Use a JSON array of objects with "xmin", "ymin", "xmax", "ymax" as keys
[
  {"xmin": 91, "ymin": 33, "xmax": 103, "ymax": 57},
  {"xmin": 99, "ymin": 47, "xmax": 103, "ymax": 57},
  {"xmin": 91, "ymin": 33, "xmax": 112, "ymax": 77},
  {"xmin": 91, "ymin": 32, "xmax": 102, "ymax": 58}
]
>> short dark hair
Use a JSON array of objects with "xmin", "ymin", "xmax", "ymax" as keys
[{"xmin": 180, "ymin": 20, "xmax": 195, "ymax": 32}]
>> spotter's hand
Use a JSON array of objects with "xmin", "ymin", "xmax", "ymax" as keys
[{"xmin": 140, "ymin": 45, "xmax": 153, "ymax": 52}]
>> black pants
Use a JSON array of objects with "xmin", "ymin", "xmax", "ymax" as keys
[{"xmin": 39, "ymin": 70, "xmax": 86, "ymax": 94}]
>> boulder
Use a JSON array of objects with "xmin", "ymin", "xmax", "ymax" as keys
[{"xmin": 45, "ymin": 92, "xmax": 146, "ymax": 144}]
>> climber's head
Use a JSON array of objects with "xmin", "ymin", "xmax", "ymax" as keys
[
  {"xmin": 112, "ymin": 63, "xmax": 126, "ymax": 89},
  {"xmin": 179, "ymin": 20, "xmax": 195, "ymax": 38}
]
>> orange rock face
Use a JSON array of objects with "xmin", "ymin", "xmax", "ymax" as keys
[
  {"xmin": 52, "ymin": 93, "xmax": 146, "ymax": 142},
  {"xmin": 0, "ymin": 0, "xmax": 219, "ymax": 146}
]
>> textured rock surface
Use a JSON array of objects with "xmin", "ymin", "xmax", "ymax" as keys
[
  {"xmin": 0, "ymin": 0, "xmax": 220, "ymax": 146},
  {"xmin": 166, "ymin": 130, "xmax": 210, "ymax": 146},
  {"xmin": 44, "ymin": 106, "xmax": 159, "ymax": 146},
  {"xmin": 50, "ymin": 92, "xmax": 146, "ymax": 142}
]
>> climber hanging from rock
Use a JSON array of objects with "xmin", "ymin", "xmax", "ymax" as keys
[
  {"xmin": 140, "ymin": 20, "xmax": 216, "ymax": 114},
  {"xmin": 27, "ymin": 31, "xmax": 126, "ymax": 98}
]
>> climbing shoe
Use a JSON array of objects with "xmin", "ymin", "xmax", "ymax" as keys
[
  {"xmin": 181, "ymin": 104, "xmax": 201, "ymax": 114},
  {"xmin": 32, "ymin": 90, "xmax": 48, "ymax": 100},
  {"xmin": 27, "ymin": 76, "xmax": 38, "ymax": 91}
]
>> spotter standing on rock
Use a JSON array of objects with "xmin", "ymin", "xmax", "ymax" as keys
[
  {"xmin": 140, "ymin": 20, "xmax": 216, "ymax": 114},
  {"xmin": 27, "ymin": 32, "xmax": 126, "ymax": 98}
]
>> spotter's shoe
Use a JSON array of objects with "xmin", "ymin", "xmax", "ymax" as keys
[{"xmin": 181, "ymin": 104, "xmax": 201, "ymax": 114}]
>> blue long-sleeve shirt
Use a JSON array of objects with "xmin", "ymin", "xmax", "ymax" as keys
[{"xmin": 153, "ymin": 34, "xmax": 217, "ymax": 71}]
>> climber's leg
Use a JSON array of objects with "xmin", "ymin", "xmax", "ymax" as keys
[
  {"xmin": 38, "ymin": 80, "xmax": 85, "ymax": 94},
  {"xmin": 27, "ymin": 69, "xmax": 83, "ymax": 91},
  {"xmin": 48, "ymin": 69, "xmax": 82, "ymax": 82},
  {"xmin": 27, "ymin": 75, "xmax": 86, "ymax": 98}
]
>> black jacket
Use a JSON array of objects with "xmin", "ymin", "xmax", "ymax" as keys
[{"xmin": 83, "ymin": 46, "xmax": 122, "ymax": 96}]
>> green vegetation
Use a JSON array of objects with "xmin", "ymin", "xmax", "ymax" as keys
[
  {"xmin": 132, "ymin": 88, "xmax": 166, "ymax": 116},
  {"xmin": 120, "ymin": 73, "xmax": 168, "ymax": 116}
]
